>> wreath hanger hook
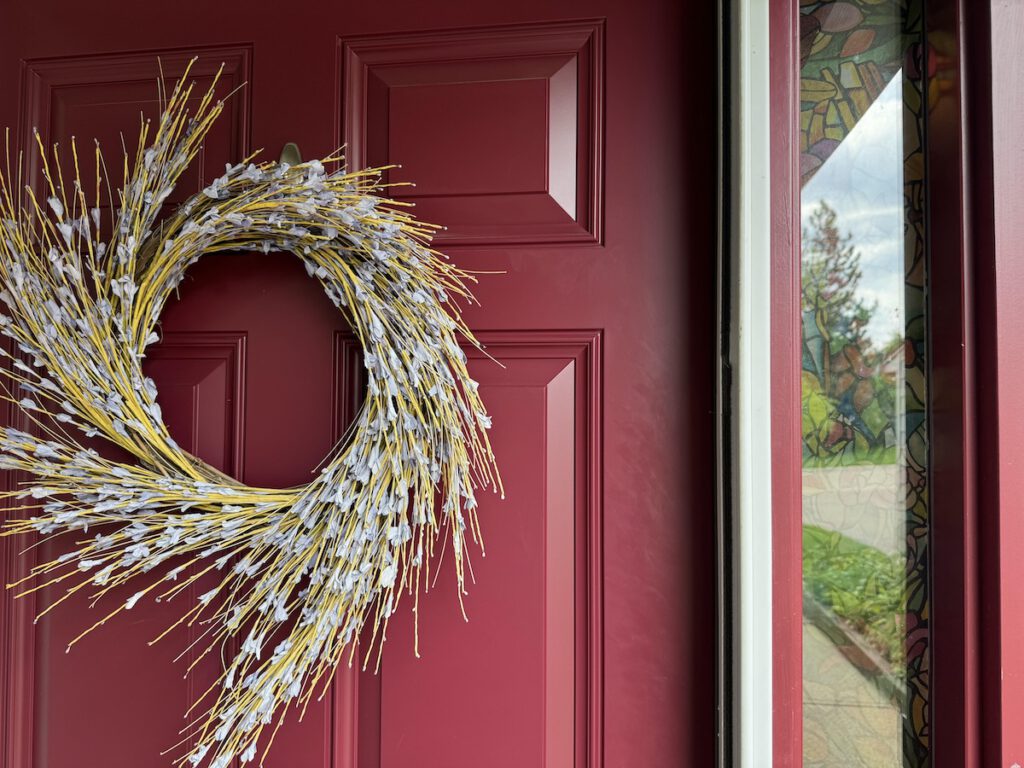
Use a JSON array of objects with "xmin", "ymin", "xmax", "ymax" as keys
[{"xmin": 279, "ymin": 141, "xmax": 302, "ymax": 165}]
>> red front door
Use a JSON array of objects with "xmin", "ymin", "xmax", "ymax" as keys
[{"xmin": 0, "ymin": 3, "xmax": 716, "ymax": 766}]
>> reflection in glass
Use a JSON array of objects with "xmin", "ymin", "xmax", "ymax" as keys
[{"xmin": 798, "ymin": 2, "xmax": 928, "ymax": 766}]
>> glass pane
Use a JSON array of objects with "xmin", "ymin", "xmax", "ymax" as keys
[{"xmin": 798, "ymin": 2, "xmax": 928, "ymax": 766}]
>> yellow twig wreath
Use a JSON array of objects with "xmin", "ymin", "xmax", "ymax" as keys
[{"xmin": 0, "ymin": 62, "xmax": 500, "ymax": 767}]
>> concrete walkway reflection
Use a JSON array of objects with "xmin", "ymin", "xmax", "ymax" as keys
[
  {"xmin": 803, "ymin": 463, "xmax": 905, "ymax": 765},
  {"xmin": 803, "ymin": 618, "xmax": 902, "ymax": 767}
]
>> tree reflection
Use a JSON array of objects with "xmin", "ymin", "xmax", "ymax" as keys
[{"xmin": 801, "ymin": 201, "xmax": 901, "ymax": 466}]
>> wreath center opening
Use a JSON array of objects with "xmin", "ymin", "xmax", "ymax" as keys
[{"xmin": 147, "ymin": 249, "xmax": 363, "ymax": 488}]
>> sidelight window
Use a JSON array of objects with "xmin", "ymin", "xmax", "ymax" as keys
[{"xmin": 798, "ymin": 2, "xmax": 929, "ymax": 764}]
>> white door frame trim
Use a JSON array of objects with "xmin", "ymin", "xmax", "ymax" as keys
[{"xmin": 724, "ymin": 0, "xmax": 775, "ymax": 763}]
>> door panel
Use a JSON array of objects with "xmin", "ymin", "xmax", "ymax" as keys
[
  {"xmin": 364, "ymin": 336, "xmax": 598, "ymax": 768},
  {"xmin": 32, "ymin": 331, "xmax": 244, "ymax": 768},
  {"xmin": 340, "ymin": 21, "xmax": 602, "ymax": 246},
  {"xmin": 21, "ymin": 49, "xmax": 251, "ymax": 224},
  {"xmin": 0, "ymin": 1, "xmax": 716, "ymax": 766}
]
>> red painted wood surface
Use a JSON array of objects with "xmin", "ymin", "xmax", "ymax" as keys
[
  {"xmin": 769, "ymin": 2, "xmax": 803, "ymax": 766},
  {"xmin": 967, "ymin": 3, "xmax": 1004, "ymax": 765},
  {"xmin": 927, "ymin": 1, "xmax": 983, "ymax": 765},
  {"xmin": 926, "ymin": 2, "xmax": 1024, "ymax": 766},
  {"xmin": 983, "ymin": 2, "xmax": 1024, "ymax": 765},
  {"xmin": 0, "ymin": 1, "xmax": 717, "ymax": 766}
]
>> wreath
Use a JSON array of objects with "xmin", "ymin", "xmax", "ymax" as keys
[{"xmin": 0, "ymin": 63, "xmax": 500, "ymax": 767}]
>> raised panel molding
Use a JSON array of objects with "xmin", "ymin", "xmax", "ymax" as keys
[
  {"xmin": 20, "ymin": 45, "xmax": 252, "ymax": 207},
  {"xmin": 144, "ymin": 330, "xmax": 248, "ymax": 480},
  {"xmin": 339, "ymin": 22, "xmax": 605, "ymax": 247},
  {"xmin": 333, "ymin": 330, "xmax": 364, "ymax": 443},
  {"xmin": 330, "ymin": 330, "xmax": 603, "ymax": 768}
]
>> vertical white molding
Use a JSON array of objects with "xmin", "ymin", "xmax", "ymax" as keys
[{"xmin": 729, "ymin": 0, "xmax": 774, "ymax": 764}]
